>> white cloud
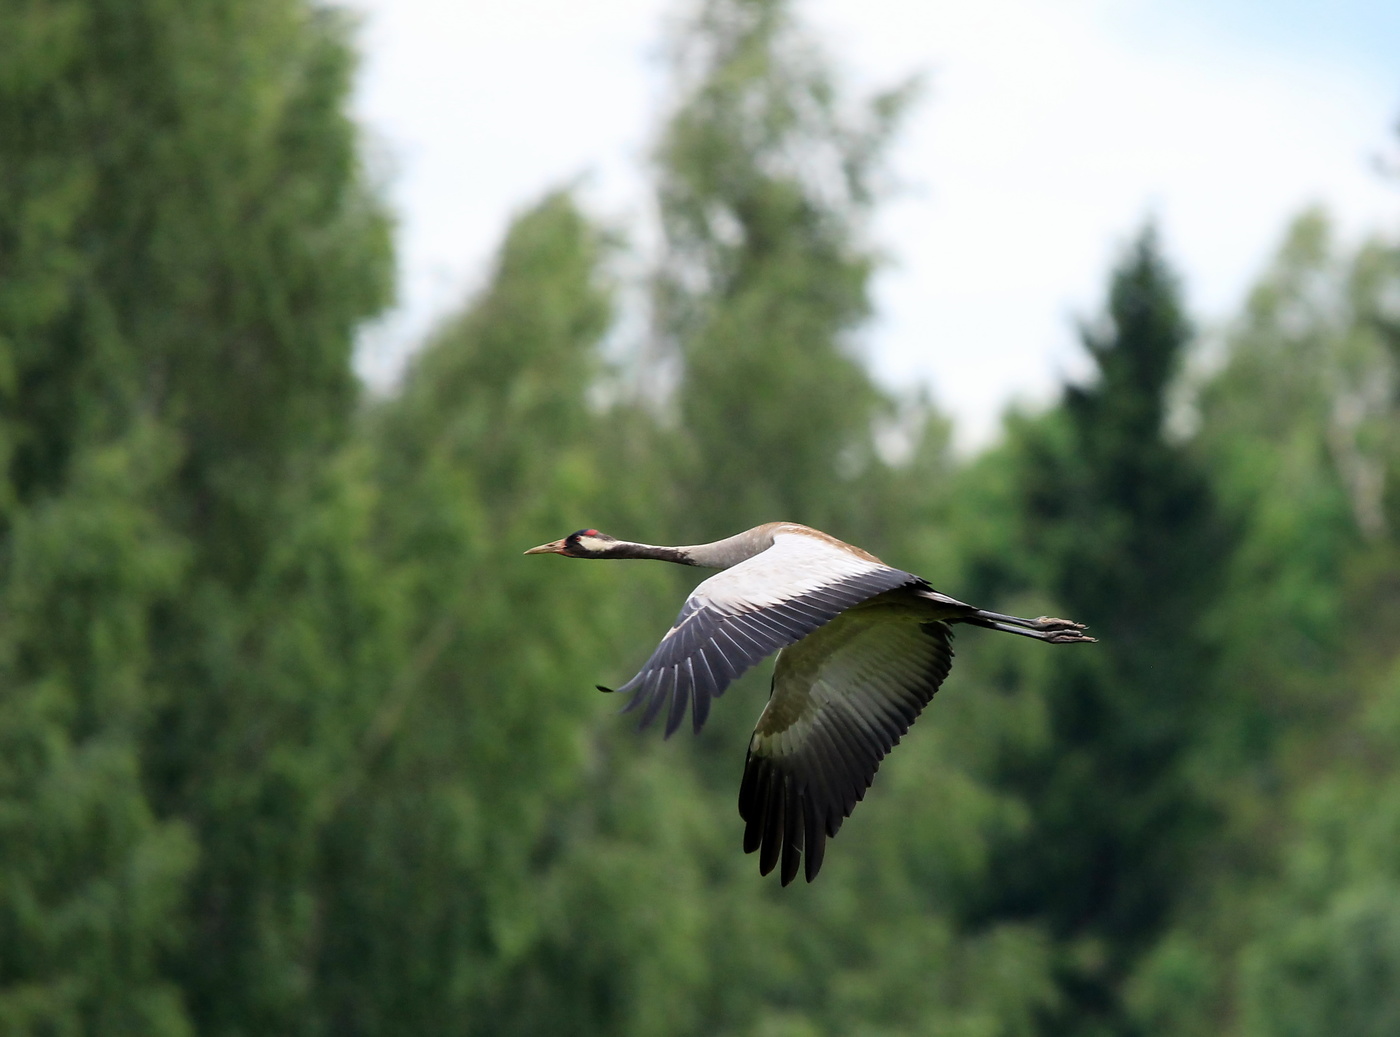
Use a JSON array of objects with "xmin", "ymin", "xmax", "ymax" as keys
[
  {"xmin": 349, "ymin": 0, "xmax": 1398, "ymax": 449},
  {"xmin": 350, "ymin": 0, "xmax": 663, "ymax": 384},
  {"xmin": 810, "ymin": 0, "xmax": 1397, "ymax": 447}
]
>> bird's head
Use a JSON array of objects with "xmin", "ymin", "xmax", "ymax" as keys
[{"xmin": 524, "ymin": 528, "xmax": 620, "ymax": 558}]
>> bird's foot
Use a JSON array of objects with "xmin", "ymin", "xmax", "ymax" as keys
[{"xmin": 1045, "ymin": 629, "xmax": 1097, "ymax": 644}]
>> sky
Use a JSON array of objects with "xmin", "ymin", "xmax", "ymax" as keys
[{"xmin": 348, "ymin": 0, "xmax": 1399, "ymax": 451}]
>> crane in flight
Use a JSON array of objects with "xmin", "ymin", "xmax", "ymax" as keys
[{"xmin": 526, "ymin": 522, "xmax": 1095, "ymax": 885}]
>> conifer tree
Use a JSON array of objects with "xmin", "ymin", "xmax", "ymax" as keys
[{"xmin": 964, "ymin": 227, "xmax": 1229, "ymax": 1035}]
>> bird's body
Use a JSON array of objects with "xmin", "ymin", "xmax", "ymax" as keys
[{"xmin": 526, "ymin": 522, "xmax": 1094, "ymax": 885}]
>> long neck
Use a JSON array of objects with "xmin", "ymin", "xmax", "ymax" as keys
[
  {"xmin": 608, "ymin": 525, "xmax": 778, "ymax": 569},
  {"xmin": 602, "ymin": 542, "xmax": 694, "ymax": 565}
]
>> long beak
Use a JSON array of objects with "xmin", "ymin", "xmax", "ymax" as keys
[{"xmin": 524, "ymin": 539, "xmax": 567, "ymax": 555}]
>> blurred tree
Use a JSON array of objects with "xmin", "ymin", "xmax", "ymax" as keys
[
  {"xmin": 0, "ymin": 6, "xmax": 185, "ymax": 1032},
  {"xmin": 960, "ymin": 227, "xmax": 1230, "ymax": 1036},
  {"xmin": 26, "ymin": 0, "xmax": 1400, "ymax": 1031},
  {"xmin": 619, "ymin": 5, "xmax": 1058, "ymax": 1036},
  {"xmin": 0, "ymin": 0, "xmax": 392, "ymax": 1032},
  {"xmin": 1, "ymin": 0, "xmax": 390, "ymax": 556},
  {"xmin": 653, "ymin": 0, "xmax": 920, "ymax": 544},
  {"xmin": 0, "ymin": 425, "xmax": 195, "ymax": 1035},
  {"xmin": 1197, "ymin": 211, "xmax": 1367, "ymax": 711},
  {"xmin": 322, "ymin": 191, "xmax": 720, "ymax": 1037},
  {"xmin": 1183, "ymin": 210, "xmax": 1400, "ymax": 1037},
  {"xmin": 646, "ymin": 0, "xmax": 952, "ymax": 863}
]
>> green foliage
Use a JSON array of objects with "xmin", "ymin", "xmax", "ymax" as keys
[
  {"xmin": 0, "ymin": 425, "xmax": 194, "ymax": 1036},
  {"xmin": 1, "ymin": 0, "xmax": 391, "ymax": 1032},
  {"xmin": 1196, "ymin": 209, "xmax": 1400, "ymax": 675},
  {"xmin": 1191, "ymin": 212, "xmax": 1400, "ymax": 1037},
  {"xmin": 6, "ymin": 0, "xmax": 1400, "ymax": 1032},
  {"xmin": 320, "ymin": 191, "xmax": 718, "ymax": 1037},
  {"xmin": 655, "ymin": 0, "xmax": 921, "ymax": 541},
  {"xmin": 648, "ymin": 0, "xmax": 952, "ymax": 850},
  {"xmin": 0, "ymin": 0, "xmax": 390, "ymax": 543},
  {"xmin": 959, "ymin": 228, "xmax": 1230, "ymax": 1034}
]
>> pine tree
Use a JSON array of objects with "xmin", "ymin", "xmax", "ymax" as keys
[{"xmin": 963, "ymin": 227, "xmax": 1229, "ymax": 1035}]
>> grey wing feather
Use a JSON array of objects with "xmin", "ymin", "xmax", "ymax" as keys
[{"xmin": 610, "ymin": 567, "xmax": 920, "ymax": 738}]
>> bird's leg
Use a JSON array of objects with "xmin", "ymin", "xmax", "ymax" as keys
[
  {"xmin": 975, "ymin": 609, "xmax": 1086, "ymax": 632},
  {"xmin": 963, "ymin": 609, "xmax": 1096, "ymax": 644}
]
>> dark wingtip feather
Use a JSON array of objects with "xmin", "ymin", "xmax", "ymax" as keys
[
  {"xmin": 780, "ymin": 789, "xmax": 803, "ymax": 886},
  {"xmin": 743, "ymin": 820, "xmax": 763, "ymax": 855},
  {"xmin": 804, "ymin": 807, "xmax": 825, "ymax": 883},
  {"xmin": 759, "ymin": 785, "xmax": 784, "ymax": 877},
  {"xmin": 740, "ymin": 760, "xmax": 768, "ymax": 855},
  {"xmin": 738, "ymin": 754, "xmax": 759, "ymax": 818},
  {"xmin": 596, "ymin": 685, "xmax": 615, "ymax": 694}
]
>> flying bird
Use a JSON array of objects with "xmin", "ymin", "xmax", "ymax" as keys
[{"xmin": 526, "ymin": 522, "xmax": 1094, "ymax": 885}]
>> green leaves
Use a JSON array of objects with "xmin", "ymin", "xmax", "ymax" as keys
[
  {"xmin": 6, "ymin": 0, "xmax": 1400, "ymax": 1033},
  {"xmin": 655, "ymin": 0, "xmax": 918, "ymax": 542},
  {"xmin": 0, "ymin": 426, "xmax": 193, "ymax": 1036},
  {"xmin": 948, "ymin": 227, "xmax": 1232, "ymax": 1034}
]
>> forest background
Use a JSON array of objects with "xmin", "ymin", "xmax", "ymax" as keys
[{"xmin": 3, "ymin": 0, "xmax": 1400, "ymax": 1034}]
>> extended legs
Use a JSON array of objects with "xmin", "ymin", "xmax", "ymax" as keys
[{"xmin": 963, "ymin": 609, "xmax": 1096, "ymax": 644}]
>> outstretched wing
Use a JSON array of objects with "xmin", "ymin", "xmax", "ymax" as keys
[
  {"xmin": 738, "ymin": 593, "xmax": 957, "ymax": 885},
  {"xmin": 607, "ymin": 532, "xmax": 920, "ymax": 738}
]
